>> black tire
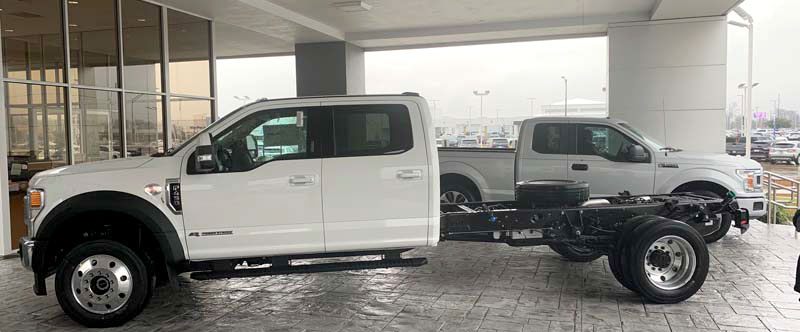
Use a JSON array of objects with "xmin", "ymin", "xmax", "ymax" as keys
[
  {"xmin": 440, "ymin": 181, "xmax": 480, "ymax": 204},
  {"xmin": 692, "ymin": 190, "xmax": 732, "ymax": 243},
  {"xmin": 515, "ymin": 180, "xmax": 589, "ymax": 208},
  {"xmin": 627, "ymin": 219, "xmax": 709, "ymax": 304},
  {"xmin": 55, "ymin": 240, "xmax": 152, "ymax": 328},
  {"xmin": 610, "ymin": 215, "xmax": 655, "ymax": 292},
  {"xmin": 548, "ymin": 243, "xmax": 602, "ymax": 262}
]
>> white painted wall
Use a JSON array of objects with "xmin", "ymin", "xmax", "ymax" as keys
[{"xmin": 608, "ymin": 17, "xmax": 727, "ymax": 153}]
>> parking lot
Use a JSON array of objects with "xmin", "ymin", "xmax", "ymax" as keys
[{"xmin": 0, "ymin": 221, "xmax": 797, "ymax": 332}]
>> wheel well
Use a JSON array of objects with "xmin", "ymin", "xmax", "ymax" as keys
[
  {"xmin": 44, "ymin": 211, "xmax": 168, "ymax": 283},
  {"xmin": 672, "ymin": 181, "xmax": 730, "ymax": 197},
  {"xmin": 440, "ymin": 173, "xmax": 482, "ymax": 200}
]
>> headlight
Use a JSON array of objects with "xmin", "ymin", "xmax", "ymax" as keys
[
  {"xmin": 736, "ymin": 169, "xmax": 762, "ymax": 193},
  {"xmin": 26, "ymin": 188, "xmax": 45, "ymax": 237}
]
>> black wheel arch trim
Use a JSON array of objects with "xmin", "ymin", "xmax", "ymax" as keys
[{"xmin": 35, "ymin": 191, "xmax": 186, "ymax": 267}]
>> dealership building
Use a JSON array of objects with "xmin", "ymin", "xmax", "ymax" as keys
[{"xmin": 0, "ymin": 0, "xmax": 745, "ymax": 255}]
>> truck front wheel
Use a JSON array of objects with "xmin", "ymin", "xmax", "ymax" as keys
[
  {"xmin": 691, "ymin": 190, "xmax": 732, "ymax": 243},
  {"xmin": 55, "ymin": 240, "xmax": 153, "ymax": 328},
  {"xmin": 548, "ymin": 243, "xmax": 602, "ymax": 262},
  {"xmin": 627, "ymin": 220, "xmax": 709, "ymax": 304}
]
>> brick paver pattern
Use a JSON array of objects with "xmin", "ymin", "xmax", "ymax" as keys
[{"xmin": 1, "ymin": 221, "xmax": 798, "ymax": 332}]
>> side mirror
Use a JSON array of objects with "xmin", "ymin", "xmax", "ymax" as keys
[
  {"xmin": 627, "ymin": 144, "xmax": 648, "ymax": 162},
  {"xmin": 195, "ymin": 133, "xmax": 217, "ymax": 173}
]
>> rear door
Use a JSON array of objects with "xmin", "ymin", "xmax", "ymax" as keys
[
  {"xmin": 320, "ymin": 101, "xmax": 430, "ymax": 252},
  {"xmin": 567, "ymin": 123, "xmax": 655, "ymax": 196},
  {"xmin": 516, "ymin": 121, "xmax": 572, "ymax": 183}
]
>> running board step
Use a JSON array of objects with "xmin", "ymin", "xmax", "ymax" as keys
[{"xmin": 189, "ymin": 257, "xmax": 427, "ymax": 280}]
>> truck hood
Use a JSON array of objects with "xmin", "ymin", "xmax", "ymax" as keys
[
  {"xmin": 33, "ymin": 157, "xmax": 154, "ymax": 178},
  {"xmin": 658, "ymin": 152, "xmax": 761, "ymax": 169}
]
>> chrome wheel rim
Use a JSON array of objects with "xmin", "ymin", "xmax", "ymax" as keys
[
  {"xmin": 644, "ymin": 235, "xmax": 696, "ymax": 290},
  {"xmin": 441, "ymin": 191, "xmax": 468, "ymax": 204},
  {"xmin": 71, "ymin": 254, "xmax": 132, "ymax": 314}
]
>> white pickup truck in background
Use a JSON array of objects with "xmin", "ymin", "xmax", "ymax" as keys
[{"xmin": 439, "ymin": 117, "xmax": 766, "ymax": 242}]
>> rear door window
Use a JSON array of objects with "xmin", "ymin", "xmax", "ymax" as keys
[{"xmin": 332, "ymin": 104, "xmax": 413, "ymax": 157}]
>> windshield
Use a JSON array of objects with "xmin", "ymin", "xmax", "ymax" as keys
[
  {"xmin": 165, "ymin": 102, "xmax": 256, "ymax": 156},
  {"xmin": 618, "ymin": 122, "xmax": 666, "ymax": 150}
]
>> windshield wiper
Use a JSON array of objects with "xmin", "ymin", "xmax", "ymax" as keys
[{"xmin": 659, "ymin": 147, "xmax": 683, "ymax": 152}]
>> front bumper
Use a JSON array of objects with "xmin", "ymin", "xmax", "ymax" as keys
[
  {"xmin": 736, "ymin": 195, "xmax": 767, "ymax": 218},
  {"xmin": 18, "ymin": 237, "xmax": 48, "ymax": 296}
]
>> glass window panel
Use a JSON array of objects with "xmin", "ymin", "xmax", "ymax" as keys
[
  {"xmin": 5, "ymin": 82, "xmax": 67, "ymax": 164},
  {"xmin": 68, "ymin": 0, "xmax": 119, "ymax": 88},
  {"xmin": 332, "ymin": 105, "xmax": 413, "ymax": 157},
  {"xmin": 168, "ymin": 9, "xmax": 210, "ymax": 97},
  {"xmin": 125, "ymin": 93, "xmax": 162, "ymax": 156},
  {"xmin": 122, "ymin": 0, "xmax": 162, "ymax": 92},
  {"xmin": 169, "ymin": 97, "xmax": 210, "ymax": 149},
  {"xmin": 70, "ymin": 89, "xmax": 121, "ymax": 163},
  {"xmin": 1, "ymin": 0, "xmax": 66, "ymax": 83}
]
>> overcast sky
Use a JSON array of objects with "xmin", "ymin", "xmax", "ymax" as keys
[{"xmin": 217, "ymin": 0, "xmax": 792, "ymax": 120}]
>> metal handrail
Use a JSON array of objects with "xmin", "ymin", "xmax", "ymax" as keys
[{"xmin": 762, "ymin": 171, "xmax": 799, "ymax": 239}]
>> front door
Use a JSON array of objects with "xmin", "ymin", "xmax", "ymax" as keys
[
  {"xmin": 320, "ymin": 102, "xmax": 430, "ymax": 252},
  {"xmin": 568, "ymin": 123, "xmax": 655, "ymax": 196},
  {"xmin": 180, "ymin": 104, "xmax": 325, "ymax": 260}
]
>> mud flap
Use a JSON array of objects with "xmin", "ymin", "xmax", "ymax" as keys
[{"xmin": 734, "ymin": 208, "xmax": 750, "ymax": 234}]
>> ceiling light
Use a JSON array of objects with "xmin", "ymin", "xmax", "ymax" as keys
[
  {"xmin": 137, "ymin": 18, "xmax": 146, "ymax": 22},
  {"xmin": 68, "ymin": 24, "xmax": 78, "ymax": 27},
  {"xmin": 68, "ymin": 1, "xmax": 79, "ymax": 4},
  {"xmin": 4, "ymin": 29, "xmax": 13, "ymax": 32},
  {"xmin": 332, "ymin": 1, "xmax": 371, "ymax": 12}
]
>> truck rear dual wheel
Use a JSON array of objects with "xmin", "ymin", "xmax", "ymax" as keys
[
  {"xmin": 610, "ymin": 216, "xmax": 709, "ymax": 303},
  {"xmin": 55, "ymin": 240, "xmax": 154, "ymax": 328}
]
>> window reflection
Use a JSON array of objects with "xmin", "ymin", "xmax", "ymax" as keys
[
  {"xmin": 5, "ymin": 82, "xmax": 68, "ymax": 163},
  {"xmin": 1, "ymin": 0, "xmax": 66, "ymax": 83},
  {"xmin": 169, "ymin": 97, "xmax": 210, "ymax": 149},
  {"xmin": 168, "ymin": 9, "xmax": 210, "ymax": 97},
  {"xmin": 125, "ymin": 93, "xmax": 162, "ymax": 156},
  {"xmin": 68, "ymin": 0, "xmax": 119, "ymax": 88},
  {"xmin": 71, "ymin": 89, "xmax": 121, "ymax": 163},
  {"xmin": 122, "ymin": 0, "xmax": 162, "ymax": 92}
]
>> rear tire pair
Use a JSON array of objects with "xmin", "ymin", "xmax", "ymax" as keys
[
  {"xmin": 55, "ymin": 240, "xmax": 154, "ymax": 328},
  {"xmin": 608, "ymin": 216, "xmax": 709, "ymax": 303}
]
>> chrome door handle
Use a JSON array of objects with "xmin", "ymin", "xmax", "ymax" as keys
[
  {"xmin": 397, "ymin": 169, "xmax": 423, "ymax": 180},
  {"xmin": 289, "ymin": 175, "xmax": 315, "ymax": 186}
]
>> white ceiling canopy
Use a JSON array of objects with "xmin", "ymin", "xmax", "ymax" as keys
[{"xmin": 157, "ymin": 0, "xmax": 743, "ymax": 58}]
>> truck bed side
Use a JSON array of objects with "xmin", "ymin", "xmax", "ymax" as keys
[{"xmin": 438, "ymin": 147, "xmax": 516, "ymax": 201}]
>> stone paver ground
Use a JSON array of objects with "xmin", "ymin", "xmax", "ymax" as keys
[{"xmin": 1, "ymin": 221, "xmax": 799, "ymax": 332}]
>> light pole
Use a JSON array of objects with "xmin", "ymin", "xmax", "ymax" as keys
[
  {"xmin": 473, "ymin": 90, "xmax": 490, "ymax": 143},
  {"xmin": 527, "ymin": 98, "xmax": 537, "ymax": 118},
  {"xmin": 729, "ymin": 7, "xmax": 754, "ymax": 158},
  {"xmin": 737, "ymin": 82, "xmax": 759, "ymax": 158},
  {"xmin": 560, "ymin": 76, "xmax": 568, "ymax": 116}
]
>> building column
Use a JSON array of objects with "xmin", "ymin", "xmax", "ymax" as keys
[
  {"xmin": 608, "ymin": 17, "xmax": 727, "ymax": 153},
  {"xmin": 0, "ymin": 79, "xmax": 10, "ymax": 256},
  {"xmin": 295, "ymin": 41, "xmax": 365, "ymax": 97}
]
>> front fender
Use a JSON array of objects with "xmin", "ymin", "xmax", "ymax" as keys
[
  {"xmin": 36, "ymin": 191, "xmax": 186, "ymax": 265},
  {"xmin": 657, "ymin": 167, "xmax": 740, "ymax": 194}
]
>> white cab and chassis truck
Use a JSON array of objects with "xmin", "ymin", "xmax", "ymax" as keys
[
  {"xmin": 440, "ymin": 116, "xmax": 765, "ymax": 249},
  {"xmin": 19, "ymin": 95, "xmax": 747, "ymax": 327}
]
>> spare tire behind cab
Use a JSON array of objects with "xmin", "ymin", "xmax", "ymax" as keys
[{"xmin": 515, "ymin": 180, "xmax": 590, "ymax": 208}]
